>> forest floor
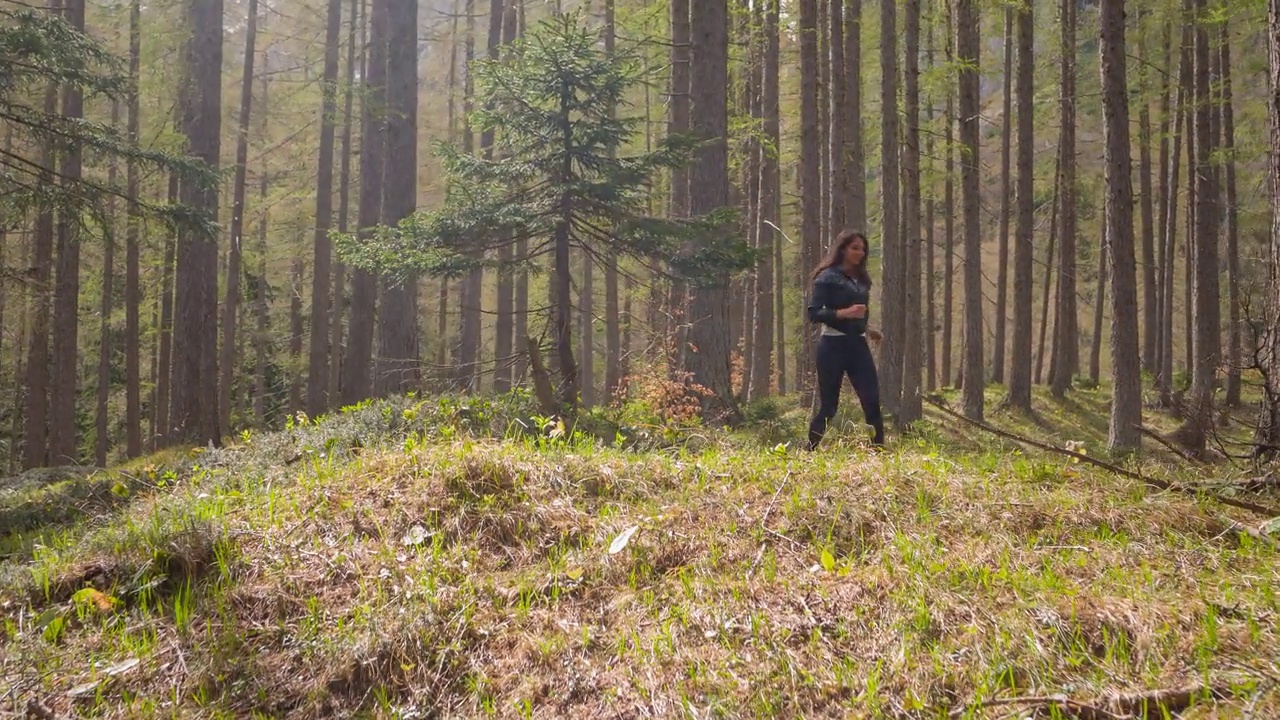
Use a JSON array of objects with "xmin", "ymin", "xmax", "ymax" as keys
[{"xmin": 2, "ymin": 385, "xmax": 1279, "ymax": 719}]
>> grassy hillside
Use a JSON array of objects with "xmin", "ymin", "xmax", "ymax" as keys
[{"xmin": 3, "ymin": 390, "xmax": 1279, "ymax": 718}]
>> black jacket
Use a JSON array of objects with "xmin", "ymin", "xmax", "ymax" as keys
[{"xmin": 806, "ymin": 266, "xmax": 870, "ymax": 336}]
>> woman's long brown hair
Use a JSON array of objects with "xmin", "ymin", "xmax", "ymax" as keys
[{"xmin": 810, "ymin": 229, "xmax": 872, "ymax": 286}]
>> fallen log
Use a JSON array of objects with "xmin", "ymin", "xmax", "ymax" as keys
[{"xmin": 923, "ymin": 395, "xmax": 1280, "ymax": 519}]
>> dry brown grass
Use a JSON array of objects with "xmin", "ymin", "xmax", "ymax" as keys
[{"xmin": 2, "ymin": 395, "xmax": 1279, "ymax": 718}]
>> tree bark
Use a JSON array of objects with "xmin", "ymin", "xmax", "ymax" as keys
[
  {"xmin": 667, "ymin": 0, "xmax": 690, "ymax": 374},
  {"xmin": 50, "ymin": 0, "xmax": 85, "ymax": 464},
  {"xmin": 331, "ymin": 0, "xmax": 362, "ymax": 403},
  {"xmin": 169, "ymin": 0, "xmax": 223, "ymax": 446},
  {"xmin": 341, "ymin": 0, "xmax": 387, "ymax": 405},
  {"xmin": 924, "ymin": 21, "xmax": 936, "ymax": 393},
  {"xmin": 1006, "ymin": 0, "xmax": 1034, "ymax": 410},
  {"xmin": 24, "ymin": 0, "xmax": 61, "ymax": 468},
  {"xmin": 1220, "ymin": 23, "xmax": 1241, "ymax": 407},
  {"xmin": 1089, "ymin": 220, "xmax": 1106, "ymax": 385},
  {"xmin": 1177, "ymin": 0, "xmax": 1221, "ymax": 452},
  {"xmin": 798, "ymin": 0, "xmax": 820, "ymax": 396},
  {"xmin": 154, "ymin": 173, "xmax": 176, "ymax": 448},
  {"xmin": 880, "ymin": 0, "xmax": 903, "ymax": 416},
  {"xmin": 992, "ymin": 5, "xmax": 1013, "ymax": 385},
  {"xmin": 1137, "ymin": 12, "xmax": 1158, "ymax": 376},
  {"xmin": 306, "ymin": 0, "xmax": 342, "ymax": 412},
  {"xmin": 1155, "ymin": 19, "xmax": 1173, "ymax": 391},
  {"xmin": 685, "ymin": 0, "xmax": 738, "ymax": 422},
  {"xmin": 496, "ymin": 0, "xmax": 519, "ymax": 395},
  {"xmin": 124, "ymin": 0, "xmax": 142, "ymax": 458},
  {"xmin": 1256, "ymin": 0, "xmax": 1280, "ymax": 455},
  {"xmin": 220, "ymin": 0, "xmax": 258, "ymax": 435},
  {"xmin": 253, "ymin": 178, "xmax": 269, "ymax": 424},
  {"xmin": 941, "ymin": 2, "xmax": 954, "ymax": 390},
  {"xmin": 1035, "ymin": 146, "xmax": 1060, "ymax": 385},
  {"xmin": 289, "ymin": 258, "xmax": 304, "ymax": 414},
  {"xmin": 844, "ymin": 0, "xmax": 865, "ymax": 230},
  {"xmin": 1158, "ymin": 31, "xmax": 1188, "ymax": 407},
  {"xmin": 1100, "ymin": 0, "xmax": 1142, "ymax": 453},
  {"xmin": 95, "ymin": 101, "xmax": 120, "ymax": 466},
  {"xmin": 375, "ymin": 0, "xmax": 420, "ymax": 397},
  {"xmin": 957, "ymin": 0, "xmax": 983, "ymax": 420},
  {"xmin": 1050, "ymin": 0, "xmax": 1078, "ymax": 397},
  {"xmin": 899, "ymin": 0, "xmax": 922, "ymax": 425},
  {"xmin": 827, "ymin": 0, "xmax": 845, "ymax": 231},
  {"xmin": 749, "ymin": 0, "xmax": 779, "ymax": 402}
]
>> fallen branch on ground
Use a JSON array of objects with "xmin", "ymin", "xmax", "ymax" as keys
[
  {"xmin": 953, "ymin": 683, "xmax": 1236, "ymax": 720},
  {"xmin": 923, "ymin": 395, "xmax": 1280, "ymax": 518},
  {"xmin": 1139, "ymin": 425, "xmax": 1203, "ymax": 465}
]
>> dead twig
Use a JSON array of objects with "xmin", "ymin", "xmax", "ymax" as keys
[
  {"xmin": 1140, "ymin": 425, "xmax": 1203, "ymax": 465},
  {"xmin": 924, "ymin": 395, "xmax": 1280, "ymax": 518},
  {"xmin": 949, "ymin": 695, "xmax": 1123, "ymax": 720},
  {"xmin": 952, "ymin": 683, "xmax": 1233, "ymax": 720}
]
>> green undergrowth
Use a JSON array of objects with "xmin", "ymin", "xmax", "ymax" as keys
[{"xmin": 2, "ymin": 387, "xmax": 1279, "ymax": 718}]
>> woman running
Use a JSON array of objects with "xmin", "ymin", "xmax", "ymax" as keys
[{"xmin": 805, "ymin": 229, "xmax": 885, "ymax": 450}]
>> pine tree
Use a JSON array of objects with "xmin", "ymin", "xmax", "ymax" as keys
[{"xmin": 338, "ymin": 13, "xmax": 749, "ymax": 416}]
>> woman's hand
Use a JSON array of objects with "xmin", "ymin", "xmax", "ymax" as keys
[
  {"xmin": 836, "ymin": 304, "xmax": 868, "ymax": 319},
  {"xmin": 866, "ymin": 328, "xmax": 883, "ymax": 343}
]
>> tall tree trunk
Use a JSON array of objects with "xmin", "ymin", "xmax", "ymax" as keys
[
  {"xmin": 1101, "ymin": 0, "xmax": 1142, "ymax": 453},
  {"xmin": 220, "ymin": 0, "xmax": 258, "ymax": 435},
  {"xmin": 941, "ymin": 2, "xmax": 954, "ymax": 390},
  {"xmin": 169, "ymin": 0, "xmax": 223, "ymax": 446},
  {"xmin": 1007, "ymin": 0, "xmax": 1034, "ymax": 409},
  {"xmin": 253, "ymin": 171, "xmax": 269, "ymax": 424},
  {"xmin": 992, "ymin": 5, "xmax": 1013, "ymax": 384},
  {"xmin": 748, "ymin": 0, "xmax": 778, "ymax": 402},
  {"xmin": 1035, "ymin": 147, "xmax": 1060, "ymax": 385},
  {"xmin": 95, "ymin": 102, "xmax": 120, "ymax": 466},
  {"xmin": 739, "ymin": 0, "xmax": 757, "ymax": 399},
  {"xmin": 496, "ymin": 0, "xmax": 519, "ymax": 395},
  {"xmin": 899, "ymin": 0, "xmax": 922, "ymax": 424},
  {"xmin": 844, "ymin": 0, "xmax": 865, "ymax": 230},
  {"xmin": 1220, "ymin": 22, "xmax": 1241, "ymax": 407},
  {"xmin": 124, "ymin": 0, "xmax": 142, "ymax": 458},
  {"xmin": 1154, "ymin": 19, "xmax": 1172, "ymax": 387},
  {"xmin": 331, "ymin": 0, "xmax": 362, "ymax": 403},
  {"xmin": 880, "ymin": 0, "xmax": 903, "ymax": 416},
  {"xmin": 685, "ymin": 0, "xmax": 738, "ymax": 422},
  {"xmin": 1182, "ymin": 7, "xmax": 1195, "ymax": 381},
  {"xmin": 924, "ymin": 21, "xmax": 937, "ymax": 393},
  {"xmin": 770, "ymin": 0, "xmax": 785, "ymax": 396},
  {"xmin": 457, "ymin": 0, "xmax": 496, "ymax": 393},
  {"xmin": 307, "ymin": 0, "xmax": 342, "ymax": 412},
  {"xmin": 154, "ymin": 173, "xmax": 176, "ymax": 448},
  {"xmin": 1050, "ymin": 0, "xmax": 1078, "ymax": 397},
  {"xmin": 289, "ymin": 258, "xmax": 304, "ymax": 413},
  {"xmin": 341, "ymin": 0, "xmax": 387, "ymax": 405},
  {"xmin": 827, "ymin": 0, "xmax": 845, "ymax": 230},
  {"xmin": 1158, "ymin": 32, "xmax": 1188, "ymax": 407},
  {"xmin": 375, "ymin": 0, "xmax": 420, "ymax": 397},
  {"xmin": 817, "ymin": 0, "xmax": 830, "ymax": 247},
  {"xmin": 957, "ymin": 0, "xmax": 983, "ymax": 420},
  {"xmin": 667, "ymin": 0, "xmax": 690, "ymax": 374},
  {"xmin": 512, "ymin": 3, "xmax": 529, "ymax": 387},
  {"xmin": 10, "ymin": 224, "xmax": 28, "ymax": 473},
  {"xmin": 1256, "ymin": 0, "xmax": 1280, "ymax": 454},
  {"xmin": 50, "ymin": 0, "xmax": 86, "ymax": 463},
  {"xmin": 1089, "ymin": 219, "xmax": 1107, "ymax": 385},
  {"xmin": 24, "ymin": 0, "xmax": 61, "ymax": 468},
  {"xmin": 798, "ymin": 0, "xmax": 819, "ymax": 396},
  {"xmin": 1177, "ymin": 0, "xmax": 1221, "ymax": 452},
  {"xmin": 1137, "ymin": 12, "xmax": 1158, "ymax": 376}
]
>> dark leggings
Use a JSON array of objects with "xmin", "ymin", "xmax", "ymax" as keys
[{"xmin": 808, "ymin": 333, "xmax": 885, "ymax": 449}]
